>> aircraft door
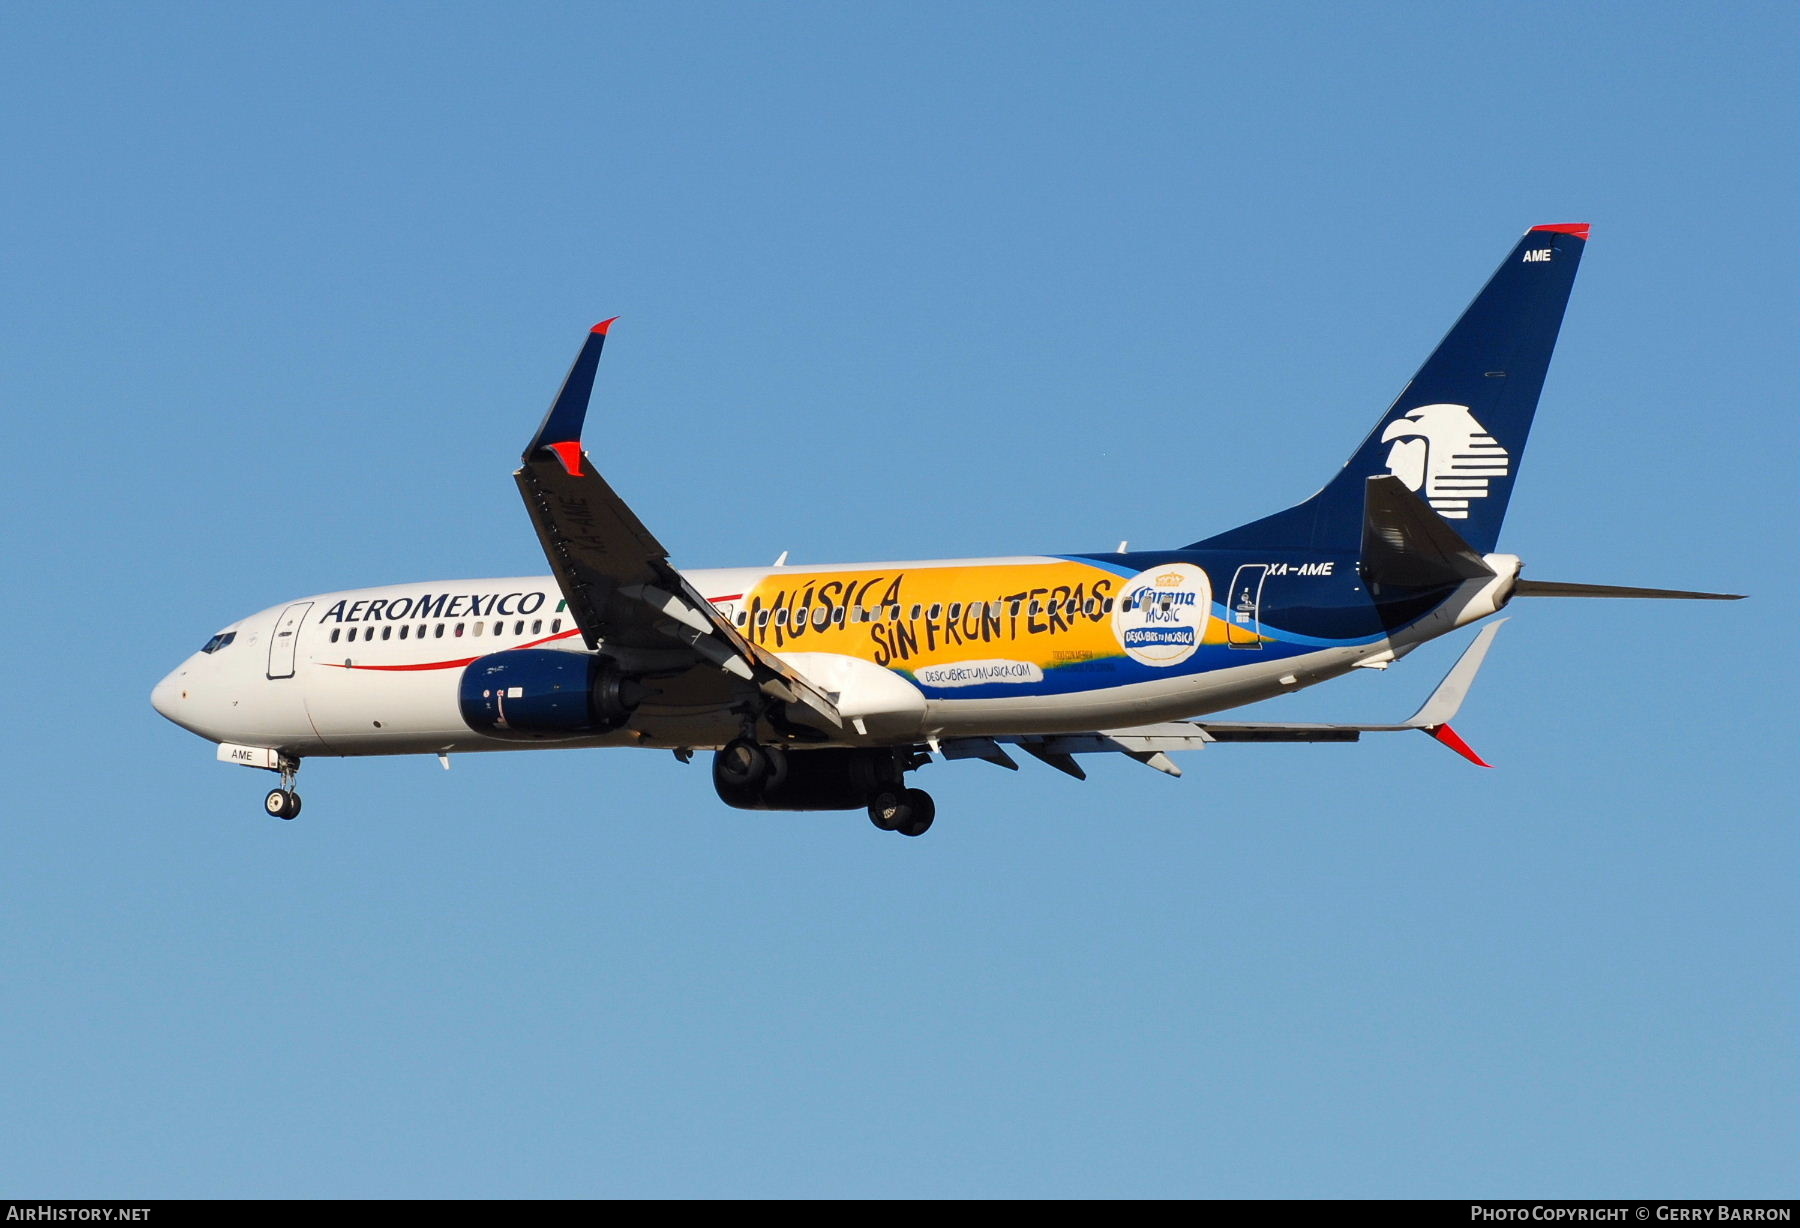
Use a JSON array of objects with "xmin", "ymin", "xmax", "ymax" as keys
[
  {"xmin": 267, "ymin": 601, "xmax": 313, "ymax": 679},
  {"xmin": 1225, "ymin": 565, "xmax": 1267, "ymax": 648}
]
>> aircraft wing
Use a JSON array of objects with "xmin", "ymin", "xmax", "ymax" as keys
[
  {"xmin": 940, "ymin": 621, "xmax": 1506, "ymax": 778},
  {"xmin": 514, "ymin": 323, "xmax": 842, "ymax": 730}
]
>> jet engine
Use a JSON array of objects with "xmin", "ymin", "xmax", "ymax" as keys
[{"xmin": 458, "ymin": 649, "xmax": 642, "ymax": 741}]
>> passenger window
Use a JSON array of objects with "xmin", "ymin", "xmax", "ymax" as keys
[
  {"xmin": 552, "ymin": 618, "xmax": 562, "ymax": 632},
  {"xmin": 812, "ymin": 608, "xmax": 828, "ymax": 629},
  {"xmin": 532, "ymin": 619, "xmax": 542, "ymax": 634},
  {"xmin": 832, "ymin": 607, "xmax": 845, "ymax": 626},
  {"xmin": 330, "ymin": 629, "xmax": 341, "ymax": 643},
  {"xmin": 909, "ymin": 604, "xmax": 922, "ymax": 620},
  {"xmin": 968, "ymin": 602, "xmax": 983, "ymax": 619},
  {"xmin": 514, "ymin": 620, "xmax": 524, "ymax": 635},
  {"xmin": 472, "ymin": 622, "xmax": 483, "ymax": 637},
  {"xmin": 1028, "ymin": 601, "xmax": 1041, "ymax": 615},
  {"xmin": 382, "ymin": 626, "xmax": 392, "ymax": 640},
  {"xmin": 795, "ymin": 608, "xmax": 809, "ymax": 626},
  {"xmin": 434, "ymin": 624, "xmax": 445, "ymax": 639},
  {"xmin": 735, "ymin": 611, "xmax": 747, "ymax": 626},
  {"xmin": 1104, "ymin": 599, "xmax": 1115, "ymax": 613},
  {"xmin": 948, "ymin": 603, "xmax": 962, "ymax": 620},
  {"xmin": 927, "ymin": 603, "xmax": 942, "ymax": 620},
  {"xmin": 776, "ymin": 609, "xmax": 789, "ymax": 626},
  {"xmin": 756, "ymin": 610, "xmax": 770, "ymax": 627},
  {"xmin": 1010, "ymin": 601, "xmax": 1023, "ymax": 616},
  {"xmin": 399, "ymin": 625, "xmax": 409, "ymax": 639},
  {"xmin": 454, "ymin": 623, "xmax": 464, "ymax": 637}
]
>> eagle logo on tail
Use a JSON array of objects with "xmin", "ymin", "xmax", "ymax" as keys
[{"xmin": 1379, "ymin": 403, "xmax": 1510, "ymax": 520}]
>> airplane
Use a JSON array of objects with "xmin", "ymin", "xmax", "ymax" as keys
[{"xmin": 151, "ymin": 223, "xmax": 1742, "ymax": 836}]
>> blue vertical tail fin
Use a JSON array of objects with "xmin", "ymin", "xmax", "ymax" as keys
[{"xmin": 1190, "ymin": 224, "xmax": 1589, "ymax": 554}]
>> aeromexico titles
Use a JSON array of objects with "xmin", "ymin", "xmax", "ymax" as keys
[{"xmin": 153, "ymin": 224, "xmax": 1741, "ymax": 836}]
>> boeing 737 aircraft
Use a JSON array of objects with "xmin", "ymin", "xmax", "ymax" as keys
[{"xmin": 152, "ymin": 224, "xmax": 1740, "ymax": 835}]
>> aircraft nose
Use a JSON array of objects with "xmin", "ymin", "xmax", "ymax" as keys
[{"xmin": 152, "ymin": 668, "xmax": 193, "ymax": 729}]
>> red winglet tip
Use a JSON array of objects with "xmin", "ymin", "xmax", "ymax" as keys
[
  {"xmin": 591, "ymin": 317, "xmax": 619, "ymax": 335},
  {"xmin": 546, "ymin": 440, "xmax": 585, "ymax": 476},
  {"xmin": 1428, "ymin": 724, "xmax": 1493, "ymax": 768},
  {"xmin": 1530, "ymin": 223, "xmax": 1590, "ymax": 241}
]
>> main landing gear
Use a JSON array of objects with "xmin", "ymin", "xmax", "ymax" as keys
[
  {"xmin": 709, "ymin": 738, "xmax": 939, "ymax": 836},
  {"xmin": 263, "ymin": 756, "xmax": 302, "ymax": 820},
  {"xmin": 867, "ymin": 788, "xmax": 935, "ymax": 838}
]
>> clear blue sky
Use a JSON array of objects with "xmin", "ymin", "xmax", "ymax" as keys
[{"xmin": 3, "ymin": 1, "xmax": 1794, "ymax": 1198}]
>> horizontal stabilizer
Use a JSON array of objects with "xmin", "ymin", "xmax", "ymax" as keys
[
  {"xmin": 1360, "ymin": 475, "xmax": 1496, "ymax": 590},
  {"xmin": 1512, "ymin": 579, "xmax": 1744, "ymax": 601}
]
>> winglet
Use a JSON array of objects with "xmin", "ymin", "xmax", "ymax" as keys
[
  {"xmin": 1530, "ymin": 222, "xmax": 1590, "ymax": 240},
  {"xmin": 1404, "ymin": 620, "xmax": 1505, "ymax": 728},
  {"xmin": 545, "ymin": 440, "xmax": 585, "ymax": 477},
  {"xmin": 525, "ymin": 323, "xmax": 615, "ymax": 465},
  {"xmin": 1402, "ymin": 621, "xmax": 1504, "ymax": 768},
  {"xmin": 1425, "ymin": 723, "xmax": 1493, "ymax": 767}
]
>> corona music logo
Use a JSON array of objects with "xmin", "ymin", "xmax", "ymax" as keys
[
  {"xmin": 1379, "ymin": 403, "xmax": 1510, "ymax": 520},
  {"xmin": 1114, "ymin": 563, "xmax": 1211, "ymax": 667}
]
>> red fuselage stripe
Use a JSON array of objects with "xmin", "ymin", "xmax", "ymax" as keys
[{"xmin": 321, "ymin": 626, "xmax": 586, "ymax": 672}]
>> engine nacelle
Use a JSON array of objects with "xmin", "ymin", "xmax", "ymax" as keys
[{"xmin": 458, "ymin": 650, "xmax": 641, "ymax": 741}]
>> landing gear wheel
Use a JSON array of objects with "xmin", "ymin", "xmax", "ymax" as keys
[
  {"xmin": 264, "ymin": 789, "xmax": 302, "ymax": 820},
  {"xmin": 867, "ymin": 791, "xmax": 902, "ymax": 832},
  {"xmin": 714, "ymin": 738, "xmax": 781, "ymax": 792},
  {"xmin": 893, "ymin": 788, "xmax": 935, "ymax": 838}
]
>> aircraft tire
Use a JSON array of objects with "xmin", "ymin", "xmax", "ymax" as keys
[
  {"xmin": 714, "ymin": 738, "xmax": 776, "ymax": 793},
  {"xmin": 265, "ymin": 789, "xmax": 301, "ymax": 820},
  {"xmin": 867, "ymin": 791, "xmax": 902, "ymax": 832},
  {"xmin": 893, "ymin": 789, "xmax": 935, "ymax": 837}
]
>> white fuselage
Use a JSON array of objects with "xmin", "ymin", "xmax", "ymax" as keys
[{"xmin": 152, "ymin": 555, "xmax": 1517, "ymax": 762}]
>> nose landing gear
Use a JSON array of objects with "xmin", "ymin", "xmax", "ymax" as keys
[
  {"xmin": 262, "ymin": 755, "xmax": 302, "ymax": 820},
  {"xmin": 264, "ymin": 788, "xmax": 302, "ymax": 819}
]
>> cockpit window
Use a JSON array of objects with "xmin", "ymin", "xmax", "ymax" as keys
[{"xmin": 199, "ymin": 631, "xmax": 237, "ymax": 654}]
